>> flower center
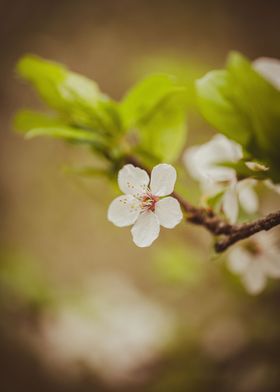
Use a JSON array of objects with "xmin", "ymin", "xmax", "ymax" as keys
[{"xmin": 140, "ymin": 192, "xmax": 159, "ymax": 212}]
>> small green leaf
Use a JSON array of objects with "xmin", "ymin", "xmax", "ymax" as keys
[
  {"xmin": 17, "ymin": 55, "xmax": 100, "ymax": 110},
  {"xmin": 16, "ymin": 55, "xmax": 124, "ymax": 142},
  {"xmin": 14, "ymin": 110, "xmax": 64, "ymax": 132},
  {"xmin": 120, "ymin": 73, "xmax": 178, "ymax": 129},
  {"xmin": 196, "ymin": 69, "xmax": 252, "ymax": 146},
  {"xmin": 26, "ymin": 126, "xmax": 105, "ymax": 144},
  {"xmin": 137, "ymin": 89, "xmax": 188, "ymax": 162}
]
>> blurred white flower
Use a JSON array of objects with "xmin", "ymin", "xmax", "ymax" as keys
[
  {"xmin": 30, "ymin": 274, "xmax": 174, "ymax": 384},
  {"xmin": 108, "ymin": 163, "xmax": 183, "ymax": 247},
  {"xmin": 227, "ymin": 232, "xmax": 280, "ymax": 295},
  {"xmin": 253, "ymin": 57, "xmax": 280, "ymax": 90},
  {"xmin": 222, "ymin": 179, "xmax": 258, "ymax": 224},
  {"xmin": 184, "ymin": 134, "xmax": 242, "ymax": 190},
  {"xmin": 183, "ymin": 134, "xmax": 258, "ymax": 223}
]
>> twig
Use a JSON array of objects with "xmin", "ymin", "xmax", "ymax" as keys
[{"xmin": 214, "ymin": 210, "xmax": 280, "ymax": 252}]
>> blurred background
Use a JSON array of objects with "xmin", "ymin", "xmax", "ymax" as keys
[{"xmin": 1, "ymin": 0, "xmax": 280, "ymax": 391}]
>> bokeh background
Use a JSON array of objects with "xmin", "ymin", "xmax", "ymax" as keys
[{"xmin": 1, "ymin": 1, "xmax": 280, "ymax": 391}]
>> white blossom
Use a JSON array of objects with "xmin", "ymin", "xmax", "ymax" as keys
[
  {"xmin": 27, "ymin": 274, "xmax": 174, "ymax": 383},
  {"xmin": 227, "ymin": 231, "xmax": 280, "ymax": 295},
  {"xmin": 108, "ymin": 164, "xmax": 183, "ymax": 247},
  {"xmin": 253, "ymin": 57, "xmax": 280, "ymax": 91},
  {"xmin": 183, "ymin": 134, "xmax": 258, "ymax": 223}
]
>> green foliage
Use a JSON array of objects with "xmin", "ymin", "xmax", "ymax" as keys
[
  {"xmin": 135, "ymin": 88, "xmax": 188, "ymax": 163},
  {"xmin": 25, "ymin": 126, "xmax": 106, "ymax": 144},
  {"xmin": 196, "ymin": 52, "xmax": 280, "ymax": 182},
  {"xmin": 15, "ymin": 56, "xmax": 190, "ymax": 165},
  {"xmin": 14, "ymin": 110, "xmax": 64, "ymax": 131},
  {"xmin": 16, "ymin": 55, "xmax": 122, "ymax": 141},
  {"xmin": 16, "ymin": 52, "xmax": 280, "ymax": 177},
  {"xmin": 120, "ymin": 74, "xmax": 177, "ymax": 129},
  {"xmin": 14, "ymin": 110, "xmax": 106, "ymax": 145},
  {"xmin": 17, "ymin": 55, "xmax": 101, "ymax": 110},
  {"xmin": 121, "ymin": 74, "xmax": 188, "ymax": 162}
]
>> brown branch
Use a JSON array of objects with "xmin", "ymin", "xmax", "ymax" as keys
[
  {"xmin": 178, "ymin": 197, "xmax": 280, "ymax": 253},
  {"xmin": 214, "ymin": 210, "xmax": 280, "ymax": 252},
  {"xmin": 124, "ymin": 155, "xmax": 280, "ymax": 252}
]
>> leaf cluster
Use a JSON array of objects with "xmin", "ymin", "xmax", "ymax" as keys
[{"xmin": 14, "ymin": 53, "xmax": 280, "ymax": 184}]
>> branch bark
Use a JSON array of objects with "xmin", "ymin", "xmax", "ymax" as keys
[
  {"xmin": 214, "ymin": 210, "xmax": 280, "ymax": 252},
  {"xmin": 124, "ymin": 156, "xmax": 280, "ymax": 252}
]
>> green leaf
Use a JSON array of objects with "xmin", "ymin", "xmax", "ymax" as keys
[
  {"xmin": 196, "ymin": 70, "xmax": 252, "ymax": 146},
  {"xmin": 133, "ymin": 56, "xmax": 207, "ymax": 106},
  {"xmin": 14, "ymin": 110, "xmax": 64, "ymax": 132},
  {"xmin": 25, "ymin": 126, "xmax": 105, "ymax": 144},
  {"xmin": 227, "ymin": 53, "xmax": 280, "ymax": 173},
  {"xmin": 17, "ymin": 55, "xmax": 100, "ymax": 110},
  {"xmin": 120, "ymin": 73, "xmax": 179, "ymax": 129},
  {"xmin": 120, "ymin": 73, "xmax": 188, "ymax": 162},
  {"xmin": 137, "ymin": 89, "xmax": 188, "ymax": 162},
  {"xmin": 196, "ymin": 52, "xmax": 280, "ymax": 182},
  {"xmin": 16, "ymin": 55, "xmax": 124, "ymax": 140}
]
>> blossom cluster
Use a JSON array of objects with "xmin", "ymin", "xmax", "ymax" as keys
[{"xmin": 107, "ymin": 57, "xmax": 280, "ymax": 295}]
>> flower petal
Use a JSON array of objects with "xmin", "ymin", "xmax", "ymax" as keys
[
  {"xmin": 227, "ymin": 247, "xmax": 251, "ymax": 274},
  {"xmin": 183, "ymin": 145, "xmax": 206, "ymax": 181},
  {"xmin": 183, "ymin": 134, "xmax": 242, "ymax": 184},
  {"xmin": 155, "ymin": 197, "xmax": 183, "ymax": 228},
  {"xmin": 237, "ymin": 180, "xmax": 259, "ymax": 214},
  {"xmin": 262, "ymin": 254, "xmax": 280, "ymax": 278},
  {"xmin": 131, "ymin": 212, "xmax": 160, "ymax": 247},
  {"xmin": 203, "ymin": 166, "xmax": 236, "ymax": 184},
  {"xmin": 222, "ymin": 185, "xmax": 239, "ymax": 224},
  {"xmin": 118, "ymin": 164, "xmax": 149, "ymax": 196},
  {"xmin": 108, "ymin": 195, "xmax": 140, "ymax": 227},
  {"xmin": 253, "ymin": 57, "xmax": 280, "ymax": 91},
  {"xmin": 150, "ymin": 164, "xmax": 177, "ymax": 196},
  {"xmin": 242, "ymin": 263, "xmax": 267, "ymax": 295}
]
